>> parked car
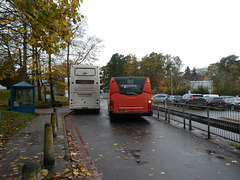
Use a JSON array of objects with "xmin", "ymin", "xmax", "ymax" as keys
[
  {"xmin": 220, "ymin": 96, "xmax": 233, "ymax": 100},
  {"xmin": 166, "ymin": 95, "xmax": 181, "ymax": 103},
  {"xmin": 152, "ymin": 94, "xmax": 169, "ymax": 104},
  {"xmin": 178, "ymin": 94, "xmax": 207, "ymax": 106},
  {"xmin": 225, "ymin": 97, "xmax": 240, "ymax": 110},
  {"xmin": 206, "ymin": 97, "xmax": 226, "ymax": 109},
  {"xmin": 203, "ymin": 94, "xmax": 219, "ymax": 102}
]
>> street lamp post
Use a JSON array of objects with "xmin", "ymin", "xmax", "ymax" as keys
[{"xmin": 170, "ymin": 68, "xmax": 173, "ymax": 96}]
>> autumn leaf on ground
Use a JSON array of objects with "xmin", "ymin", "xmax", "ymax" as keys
[
  {"xmin": 125, "ymin": 156, "xmax": 129, "ymax": 160},
  {"xmin": 63, "ymin": 168, "xmax": 70, "ymax": 174},
  {"xmin": 136, "ymin": 160, "xmax": 140, "ymax": 163},
  {"xmin": 161, "ymin": 172, "xmax": 165, "ymax": 175},
  {"xmin": 41, "ymin": 169, "xmax": 48, "ymax": 176},
  {"xmin": 149, "ymin": 174, "xmax": 154, "ymax": 177},
  {"xmin": 73, "ymin": 170, "xmax": 79, "ymax": 175}
]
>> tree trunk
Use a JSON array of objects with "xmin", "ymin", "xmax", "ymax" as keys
[
  {"xmin": 35, "ymin": 48, "xmax": 42, "ymax": 101},
  {"xmin": 22, "ymin": 22, "xmax": 28, "ymax": 81},
  {"xmin": 67, "ymin": 42, "xmax": 70, "ymax": 99},
  {"xmin": 48, "ymin": 53, "xmax": 55, "ymax": 103}
]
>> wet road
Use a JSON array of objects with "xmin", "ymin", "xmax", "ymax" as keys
[{"xmin": 67, "ymin": 99, "xmax": 240, "ymax": 180}]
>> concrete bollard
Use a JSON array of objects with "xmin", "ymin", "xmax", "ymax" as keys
[
  {"xmin": 44, "ymin": 123, "xmax": 55, "ymax": 166},
  {"xmin": 51, "ymin": 112, "xmax": 57, "ymax": 137},
  {"xmin": 22, "ymin": 160, "xmax": 41, "ymax": 180}
]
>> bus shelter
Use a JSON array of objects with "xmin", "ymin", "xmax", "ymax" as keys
[{"xmin": 10, "ymin": 81, "xmax": 35, "ymax": 114}]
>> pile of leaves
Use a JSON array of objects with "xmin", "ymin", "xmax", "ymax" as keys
[{"xmin": 42, "ymin": 119, "xmax": 94, "ymax": 179}]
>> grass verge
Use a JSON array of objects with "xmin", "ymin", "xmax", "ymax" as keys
[{"xmin": 0, "ymin": 106, "xmax": 37, "ymax": 147}]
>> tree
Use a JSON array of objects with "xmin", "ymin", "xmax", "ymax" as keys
[
  {"xmin": 183, "ymin": 66, "xmax": 191, "ymax": 82},
  {"xmin": 100, "ymin": 53, "xmax": 126, "ymax": 92},
  {"xmin": 123, "ymin": 54, "xmax": 139, "ymax": 76},
  {"xmin": 140, "ymin": 52, "xmax": 165, "ymax": 93},
  {"xmin": 14, "ymin": 0, "xmax": 83, "ymax": 103},
  {"xmin": 192, "ymin": 85, "xmax": 209, "ymax": 94},
  {"xmin": 210, "ymin": 55, "xmax": 240, "ymax": 95}
]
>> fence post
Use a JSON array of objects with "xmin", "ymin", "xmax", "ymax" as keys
[
  {"xmin": 189, "ymin": 113, "xmax": 192, "ymax": 130},
  {"xmin": 183, "ymin": 107, "xmax": 186, "ymax": 129},
  {"xmin": 207, "ymin": 108, "xmax": 211, "ymax": 139},
  {"xmin": 51, "ymin": 112, "xmax": 57, "ymax": 137},
  {"xmin": 165, "ymin": 103, "xmax": 167, "ymax": 121},
  {"xmin": 44, "ymin": 123, "xmax": 55, "ymax": 166},
  {"xmin": 22, "ymin": 160, "xmax": 41, "ymax": 180}
]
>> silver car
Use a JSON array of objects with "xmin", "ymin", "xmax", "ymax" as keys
[
  {"xmin": 225, "ymin": 97, "xmax": 240, "ymax": 110},
  {"xmin": 152, "ymin": 94, "xmax": 169, "ymax": 104}
]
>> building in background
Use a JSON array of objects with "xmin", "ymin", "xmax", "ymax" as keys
[{"xmin": 190, "ymin": 81, "xmax": 213, "ymax": 93}]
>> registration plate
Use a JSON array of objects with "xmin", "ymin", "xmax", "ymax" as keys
[
  {"xmin": 218, "ymin": 105, "xmax": 224, "ymax": 107},
  {"xmin": 81, "ymin": 107, "xmax": 88, "ymax": 109},
  {"xmin": 117, "ymin": 110, "xmax": 126, "ymax": 113}
]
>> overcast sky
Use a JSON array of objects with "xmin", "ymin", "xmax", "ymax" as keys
[{"xmin": 81, "ymin": 0, "xmax": 240, "ymax": 70}]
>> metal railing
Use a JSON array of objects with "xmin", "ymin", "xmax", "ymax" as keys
[{"xmin": 152, "ymin": 102, "xmax": 240, "ymax": 144}]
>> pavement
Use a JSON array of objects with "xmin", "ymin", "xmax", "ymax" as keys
[{"xmin": 0, "ymin": 106, "xmax": 72, "ymax": 179}]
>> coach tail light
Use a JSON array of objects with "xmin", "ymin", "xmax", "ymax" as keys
[
  {"xmin": 109, "ymin": 101, "xmax": 114, "ymax": 112},
  {"xmin": 148, "ymin": 100, "xmax": 152, "ymax": 111}
]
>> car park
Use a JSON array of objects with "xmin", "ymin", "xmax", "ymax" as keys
[
  {"xmin": 206, "ymin": 97, "xmax": 226, "ymax": 109},
  {"xmin": 178, "ymin": 94, "xmax": 207, "ymax": 106},
  {"xmin": 151, "ymin": 94, "xmax": 169, "ymax": 104}
]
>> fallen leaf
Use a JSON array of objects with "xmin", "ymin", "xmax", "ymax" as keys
[
  {"xmin": 149, "ymin": 174, "xmax": 154, "ymax": 177},
  {"xmin": 161, "ymin": 172, "xmax": 165, "ymax": 175},
  {"xmin": 232, "ymin": 160, "xmax": 238, "ymax": 163},
  {"xmin": 114, "ymin": 143, "xmax": 118, "ymax": 145},
  {"xmin": 225, "ymin": 163, "xmax": 230, "ymax": 166},
  {"xmin": 73, "ymin": 170, "xmax": 79, "ymax": 175},
  {"xmin": 98, "ymin": 154, "xmax": 103, "ymax": 157},
  {"xmin": 125, "ymin": 156, "xmax": 129, "ymax": 160},
  {"xmin": 42, "ymin": 169, "xmax": 48, "ymax": 176},
  {"xmin": 63, "ymin": 168, "xmax": 70, "ymax": 174}
]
